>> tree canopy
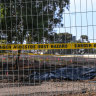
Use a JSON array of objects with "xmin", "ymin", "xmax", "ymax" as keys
[
  {"xmin": 81, "ymin": 35, "xmax": 88, "ymax": 42},
  {"xmin": 0, "ymin": 0, "xmax": 69, "ymax": 44},
  {"xmin": 57, "ymin": 33, "xmax": 72, "ymax": 43}
]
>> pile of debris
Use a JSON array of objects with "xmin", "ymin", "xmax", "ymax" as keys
[{"xmin": 25, "ymin": 66, "xmax": 96, "ymax": 82}]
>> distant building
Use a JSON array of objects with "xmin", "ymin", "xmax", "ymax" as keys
[{"xmin": 72, "ymin": 36, "xmax": 76, "ymax": 42}]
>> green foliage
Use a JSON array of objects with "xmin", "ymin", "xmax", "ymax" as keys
[
  {"xmin": 81, "ymin": 35, "xmax": 88, "ymax": 42},
  {"xmin": 76, "ymin": 39, "xmax": 81, "ymax": 43},
  {"xmin": 0, "ymin": 4, "xmax": 4, "ymax": 22},
  {"xmin": 0, "ymin": 0, "xmax": 69, "ymax": 44},
  {"xmin": 57, "ymin": 32, "xmax": 72, "ymax": 43}
]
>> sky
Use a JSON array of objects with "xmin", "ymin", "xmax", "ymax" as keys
[{"xmin": 54, "ymin": 0, "xmax": 96, "ymax": 42}]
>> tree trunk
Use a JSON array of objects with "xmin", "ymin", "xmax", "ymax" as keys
[
  {"xmin": 15, "ymin": 50, "xmax": 21, "ymax": 70},
  {"xmin": 15, "ymin": 40, "xmax": 23, "ymax": 70}
]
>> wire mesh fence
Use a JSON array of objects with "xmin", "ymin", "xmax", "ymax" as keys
[{"xmin": 0, "ymin": 0, "xmax": 96, "ymax": 96}]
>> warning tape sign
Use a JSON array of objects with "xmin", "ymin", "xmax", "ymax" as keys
[{"xmin": 0, "ymin": 43, "xmax": 96, "ymax": 50}]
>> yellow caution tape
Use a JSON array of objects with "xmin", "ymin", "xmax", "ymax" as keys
[{"xmin": 0, "ymin": 43, "xmax": 95, "ymax": 50}]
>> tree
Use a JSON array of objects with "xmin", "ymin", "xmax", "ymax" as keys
[
  {"xmin": 57, "ymin": 32, "xmax": 72, "ymax": 43},
  {"xmin": 25, "ymin": 33, "xmax": 33, "ymax": 44},
  {"xmin": 0, "ymin": 0, "xmax": 69, "ymax": 43},
  {"xmin": 81, "ymin": 35, "xmax": 88, "ymax": 42},
  {"xmin": 0, "ymin": 0, "xmax": 69, "ymax": 69},
  {"xmin": 0, "ymin": 4, "xmax": 4, "ymax": 21}
]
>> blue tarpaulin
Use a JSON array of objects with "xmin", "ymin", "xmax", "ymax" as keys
[{"xmin": 26, "ymin": 67, "xmax": 96, "ymax": 82}]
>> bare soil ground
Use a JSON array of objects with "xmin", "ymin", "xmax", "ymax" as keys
[
  {"xmin": 0, "ymin": 80, "xmax": 96, "ymax": 96},
  {"xmin": 56, "ymin": 92, "xmax": 96, "ymax": 96}
]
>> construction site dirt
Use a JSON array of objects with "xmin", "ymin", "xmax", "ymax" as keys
[{"xmin": 0, "ymin": 54, "xmax": 96, "ymax": 95}]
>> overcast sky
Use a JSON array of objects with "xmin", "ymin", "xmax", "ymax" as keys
[{"xmin": 54, "ymin": 0, "xmax": 96, "ymax": 42}]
